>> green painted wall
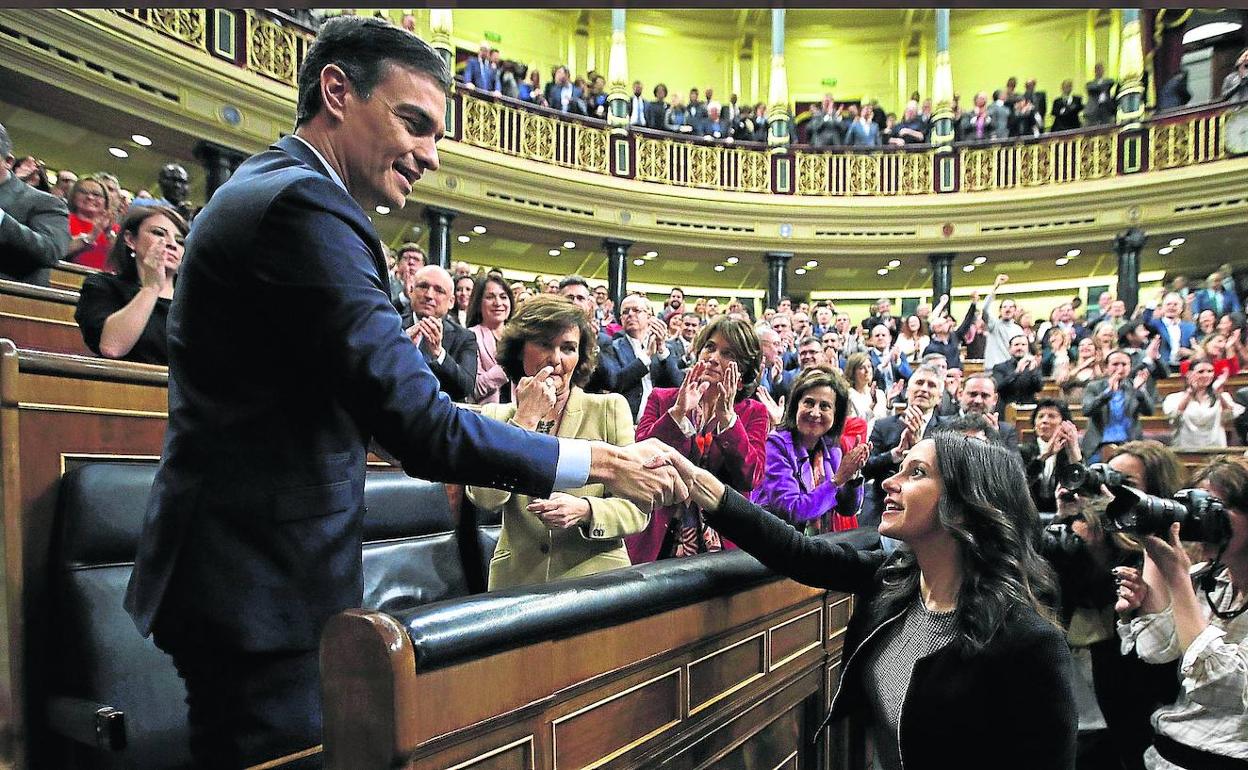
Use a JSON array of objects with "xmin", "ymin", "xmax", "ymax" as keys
[
  {"xmin": 947, "ymin": 13, "xmax": 1087, "ymax": 104},
  {"xmin": 786, "ymin": 36, "xmax": 900, "ymax": 104}
]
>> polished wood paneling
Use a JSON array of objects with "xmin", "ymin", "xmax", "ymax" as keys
[
  {"xmin": 826, "ymin": 596, "xmax": 853, "ymax": 657},
  {"xmin": 0, "ymin": 279, "xmax": 89, "ymax": 355},
  {"xmin": 768, "ymin": 607, "xmax": 823, "ymax": 672},
  {"xmin": 49, "ymin": 261, "xmax": 95, "ymax": 292},
  {"xmin": 551, "ymin": 669, "xmax": 681, "ymax": 770},
  {"xmin": 444, "ymin": 736, "xmax": 536, "ymax": 770},
  {"xmin": 687, "ymin": 633, "xmax": 766, "ymax": 715}
]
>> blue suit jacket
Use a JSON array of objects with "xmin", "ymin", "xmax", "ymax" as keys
[
  {"xmin": 1191, "ymin": 288, "xmax": 1242, "ymax": 316},
  {"xmin": 124, "ymin": 136, "xmax": 561, "ymax": 651},
  {"xmin": 1142, "ymin": 307, "xmax": 1198, "ymax": 365},
  {"xmin": 463, "ymin": 56, "xmax": 497, "ymax": 91},
  {"xmin": 600, "ymin": 334, "xmax": 682, "ymax": 419}
]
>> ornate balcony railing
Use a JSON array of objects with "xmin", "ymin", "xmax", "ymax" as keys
[{"xmin": 110, "ymin": 8, "xmax": 1242, "ymax": 197}]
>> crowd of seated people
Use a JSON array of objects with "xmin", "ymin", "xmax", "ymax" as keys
[{"xmin": 458, "ymin": 45, "xmax": 1248, "ymax": 147}]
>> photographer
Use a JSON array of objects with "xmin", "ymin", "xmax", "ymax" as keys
[
  {"xmin": 1021, "ymin": 398, "xmax": 1082, "ymax": 513},
  {"xmin": 1116, "ymin": 455, "xmax": 1248, "ymax": 770},
  {"xmin": 1044, "ymin": 441, "xmax": 1184, "ymax": 770}
]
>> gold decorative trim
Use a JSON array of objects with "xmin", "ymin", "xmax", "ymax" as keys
[
  {"xmin": 444, "ymin": 735, "xmax": 535, "ymax": 770},
  {"xmin": 686, "ymin": 631, "xmax": 767, "ymax": 716},
  {"xmin": 772, "ymin": 750, "xmax": 799, "ymax": 770},
  {"xmin": 0, "ymin": 312, "xmax": 77, "ymax": 328},
  {"xmin": 551, "ymin": 668, "xmax": 682, "ymax": 770},
  {"xmin": 767, "ymin": 606, "xmax": 824, "ymax": 672},
  {"xmin": 19, "ymin": 402, "xmax": 168, "ymax": 419}
]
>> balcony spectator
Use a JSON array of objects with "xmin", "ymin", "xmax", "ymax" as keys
[
  {"xmin": 76, "ymin": 205, "xmax": 185, "ymax": 365},
  {"xmin": 1009, "ymin": 97, "xmax": 1043, "ymax": 138},
  {"xmin": 685, "ymin": 88, "xmax": 707, "ymax": 130},
  {"xmin": 992, "ymin": 335, "xmax": 1043, "ymax": 417},
  {"xmin": 1220, "ymin": 47, "xmax": 1248, "ymax": 102},
  {"xmin": 664, "ymin": 93, "xmax": 693, "ymax": 134},
  {"xmin": 988, "ymin": 90, "xmax": 1011, "ymax": 140},
  {"xmin": 1164, "ymin": 360, "xmax": 1243, "ymax": 449},
  {"xmin": 1085, "ymin": 62, "xmax": 1116, "ymax": 126},
  {"xmin": 881, "ymin": 113, "xmax": 898, "ymax": 144},
  {"xmin": 724, "ymin": 93, "xmax": 742, "ymax": 124},
  {"xmin": 1142, "ymin": 291, "xmax": 1198, "ymax": 366},
  {"xmin": 892, "ymin": 102, "xmax": 927, "ymax": 145},
  {"xmin": 627, "ymin": 80, "xmax": 647, "ymax": 127},
  {"xmin": 749, "ymin": 102, "xmax": 770, "ymax": 143},
  {"xmin": 868, "ymin": 98, "xmax": 887, "ymax": 133},
  {"xmin": 1002, "ymin": 76, "xmax": 1020, "ymax": 108},
  {"xmin": 1156, "ymin": 69, "xmax": 1191, "ymax": 111},
  {"xmin": 844, "ymin": 104, "xmax": 881, "ymax": 146},
  {"xmin": 64, "ymin": 177, "xmax": 118, "ymax": 270},
  {"xmin": 405, "ymin": 265, "xmax": 480, "ymax": 402},
  {"xmin": 1021, "ymin": 78, "xmax": 1046, "ymax": 124},
  {"xmin": 0, "ymin": 123, "xmax": 70, "ymax": 286},
  {"xmin": 463, "ymin": 42, "xmax": 498, "ymax": 92},
  {"xmin": 1080, "ymin": 350, "xmax": 1153, "ymax": 461},
  {"xmin": 630, "ymin": 315, "xmax": 767, "ymax": 561},
  {"xmin": 586, "ymin": 74, "xmax": 608, "ymax": 119},
  {"xmin": 498, "ymin": 61, "xmax": 519, "ymax": 100},
  {"xmin": 644, "ymin": 83, "xmax": 669, "ymax": 131},
  {"xmin": 544, "ymin": 66, "xmax": 586, "ymax": 115},
  {"xmin": 519, "ymin": 68, "xmax": 543, "ymax": 105},
  {"xmin": 468, "ymin": 296, "xmax": 647, "ymax": 589},
  {"xmin": 809, "ymin": 94, "xmax": 843, "ymax": 147},
  {"xmin": 466, "ymin": 274, "xmax": 515, "ymax": 405},
  {"xmin": 751, "ymin": 367, "xmax": 868, "ymax": 535},
  {"xmin": 1192, "ymin": 270, "xmax": 1243, "ymax": 316},
  {"xmin": 1049, "ymin": 79, "xmax": 1083, "ymax": 131},
  {"xmin": 959, "ymin": 91, "xmax": 993, "ymax": 141},
  {"xmin": 697, "ymin": 102, "xmax": 730, "ymax": 140}
]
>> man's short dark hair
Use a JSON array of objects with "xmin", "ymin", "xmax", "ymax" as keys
[
  {"xmin": 939, "ymin": 412, "xmax": 1000, "ymax": 442},
  {"xmin": 558, "ymin": 274, "xmax": 590, "ymax": 292},
  {"xmin": 1031, "ymin": 398, "xmax": 1072, "ymax": 425},
  {"xmin": 296, "ymin": 16, "xmax": 451, "ymax": 127}
]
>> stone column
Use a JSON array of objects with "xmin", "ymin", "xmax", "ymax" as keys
[
  {"xmin": 766, "ymin": 9, "xmax": 790, "ymax": 147},
  {"xmin": 928, "ymin": 253, "xmax": 955, "ymax": 306},
  {"xmin": 929, "ymin": 10, "xmax": 956, "ymax": 148},
  {"xmin": 1113, "ymin": 228, "xmax": 1146, "ymax": 315},
  {"xmin": 424, "ymin": 206, "xmax": 457, "ymax": 269},
  {"xmin": 192, "ymin": 140, "xmax": 247, "ymax": 201},
  {"xmin": 765, "ymin": 251, "xmax": 792, "ymax": 310},
  {"xmin": 603, "ymin": 238, "xmax": 633, "ymax": 313},
  {"xmin": 428, "ymin": 10, "xmax": 454, "ymax": 73}
]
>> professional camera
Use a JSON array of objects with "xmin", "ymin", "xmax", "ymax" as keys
[
  {"xmin": 1104, "ymin": 487, "xmax": 1231, "ymax": 545},
  {"xmin": 1055, "ymin": 462, "xmax": 1126, "ymax": 496}
]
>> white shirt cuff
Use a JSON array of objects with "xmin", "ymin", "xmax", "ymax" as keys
[
  {"xmin": 671, "ymin": 410, "xmax": 698, "ymax": 438},
  {"xmin": 1180, "ymin": 623, "xmax": 1227, "ymax": 676},
  {"xmin": 552, "ymin": 437, "xmax": 592, "ymax": 490},
  {"xmin": 656, "ymin": 345, "xmax": 670, "ymax": 361},
  {"xmin": 433, "ymin": 348, "xmax": 446, "ymax": 365}
]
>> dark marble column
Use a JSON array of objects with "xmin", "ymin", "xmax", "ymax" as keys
[
  {"xmin": 928, "ymin": 252, "xmax": 955, "ymax": 305},
  {"xmin": 191, "ymin": 140, "xmax": 247, "ymax": 201},
  {"xmin": 424, "ymin": 206, "xmax": 457, "ymax": 270},
  {"xmin": 603, "ymin": 238, "xmax": 633, "ymax": 312},
  {"xmin": 1114, "ymin": 228, "xmax": 1146, "ymax": 316},
  {"xmin": 765, "ymin": 251, "xmax": 793, "ymax": 310}
]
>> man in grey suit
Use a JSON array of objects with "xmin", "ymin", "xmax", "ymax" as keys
[
  {"xmin": 0, "ymin": 121, "xmax": 70, "ymax": 286},
  {"xmin": 808, "ymin": 94, "xmax": 843, "ymax": 147},
  {"xmin": 988, "ymin": 90, "xmax": 1012, "ymax": 140}
]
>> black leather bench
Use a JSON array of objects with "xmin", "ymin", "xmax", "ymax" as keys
[{"xmin": 47, "ymin": 462, "xmax": 496, "ymax": 769}]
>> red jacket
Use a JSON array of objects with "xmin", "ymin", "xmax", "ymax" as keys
[{"xmin": 626, "ymin": 387, "xmax": 768, "ymax": 563}]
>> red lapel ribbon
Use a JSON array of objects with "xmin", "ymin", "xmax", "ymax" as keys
[{"xmin": 695, "ymin": 433, "xmax": 713, "ymax": 455}]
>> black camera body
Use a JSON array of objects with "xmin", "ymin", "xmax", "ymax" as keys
[
  {"xmin": 1056, "ymin": 462, "xmax": 1125, "ymax": 496},
  {"xmin": 1105, "ymin": 488, "xmax": 1231, "ymax": 545}
]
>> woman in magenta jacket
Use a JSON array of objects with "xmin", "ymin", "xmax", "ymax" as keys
[
  {"xmin": 751, "ymin": 367, "xmax": 871, "ymax": 535},
  {"xmin": 628, "ymin": 315, "xmax": 768, "ymax": 562}
]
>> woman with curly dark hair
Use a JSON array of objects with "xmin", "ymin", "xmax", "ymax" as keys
[
  {"xmin": 466, "ymin": 295, "xmax": 648, "ymax": 589},
  {"xmin": 654, "ymin": 432, "xmax": 1075, "ymax": 769}
]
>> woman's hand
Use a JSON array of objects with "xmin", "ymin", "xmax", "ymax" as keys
[
  {"xmin": 670, "ymin": 362, "xmax": 710, "ymax": 425},
  {"xmin": 1114, "ymin": 566, "xmax": 1148, "ymax": 616},
  {"xmin": 513, "ymin": 366, "xmax": 556, "ymax": 430},
  {"xmin": 136, "ymin": 237, "xmax": 172, "ymax": 294},
  {"xmin": 834, "ymin": 443, "xmax": 871, "ymax": 485},
  {"xmin": 712, "ymin": 360, "xmax": 740, "ymax": 431},
  {"xmin": 527, "ymin": 492, "xmax": 591, "ymax": 529},
  {"xmin": 1142, "ymin": 522, "xmax": 1193, "ymax": 587},
  {"xmin": 755, "ymin": 383, "xmax": 785, "ymax": 427}
]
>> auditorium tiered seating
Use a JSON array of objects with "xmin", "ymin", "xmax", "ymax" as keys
[{"xmin": 0, "ymin": 278, "xmax": 92, "ymax": 356}]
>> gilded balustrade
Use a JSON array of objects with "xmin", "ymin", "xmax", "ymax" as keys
[{"xmin": 96, "ymin": 12, "xmax": 1246, "ymax": 196}]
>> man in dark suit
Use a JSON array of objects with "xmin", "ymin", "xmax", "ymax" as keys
[
  {"xmin": 991, "ymin": 334, "xmax": 1043, "ymax": 418},
  {"xmin": 1050, "ymin": 79, "xmax": 1084, "ymax": 132},
  {"xmin": 627, "ymin": 80, "xmax": 648, "ymax": 127},
  {"xmin": 938, "ymin": 372, "xmax": 1020, "ymax": 448},
  {"xmin": 544, "ymin": 66, "xmax": 586, "ymax": 115},
  {"xmin": 757, "ymin": 326, "xmax": 796, "ymax": 402},
  {"xmin": 1085, "ymin": 62, "xmax": 1117, "ymax": 126},
  {"xmin": 405, "ymin": 264, "xmax": 478, "ymax": 402},
  {"xmin": 0, "ymin": 121, "xmax": 70, "ymax": 286},
  {"xmin": 1022, "ymin": 78, "xmax": 1047, "ymax": 125},
  {"xmin": 603, "ymin": 293, "xmax": 682, "ymax": 418},
  {"xmin": 462, "ymin": 42, "xmax": 497, "ymax": 92},
  {"xmin": 808, "ymin": 95, "xmax": 843, "ymax": 146},
  {"xmin": 860, "ymin": 364, "xmax": 945, "ymax": 526},
  {"xmin": 123, "ymin": 18, "xmax": 685, "ymax": 767}
]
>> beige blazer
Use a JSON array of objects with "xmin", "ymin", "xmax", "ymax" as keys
[{"xmin": 468, "ymin": 388, "xmax": 649, "ymax": 590}]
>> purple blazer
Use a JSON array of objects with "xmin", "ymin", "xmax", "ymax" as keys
[{"xmin": 750, "ymin": 429, "xmax": 864, "ymax": 527}]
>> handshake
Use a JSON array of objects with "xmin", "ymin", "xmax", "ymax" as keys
[{"xmin": 590, "ymin": 439, "xmax": 727, "ymax": 513}]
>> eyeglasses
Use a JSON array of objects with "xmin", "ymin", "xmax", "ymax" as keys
[{"xmin": 619, "ymin": 306, "xmax": 649, "ymax": 316}]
